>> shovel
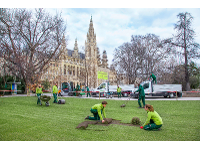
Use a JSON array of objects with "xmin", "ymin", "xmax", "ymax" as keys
[{"xmin": 120, "ymin": 97, "xmax": 130, "ymax": 107}]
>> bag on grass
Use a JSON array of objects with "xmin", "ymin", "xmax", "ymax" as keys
[{"xmin": 58, "ymin": 99, "xmax": 65, "ymax": 104}]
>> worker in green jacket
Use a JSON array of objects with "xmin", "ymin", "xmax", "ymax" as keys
[
  {"xmin": 150, "ymin": 73, "xmax": 157, "ymax": 84},
  {"xmin": 36, "ymin": 84, "xmax": 43, "ymax": 105},
  {"xmin": 140, "ymin": 104, "xmax": 163, "ymax": 131},
  {"xmin": 85, "ymin": 101, "xmax": 107, "ymax": 123},
  {"xmin": 86, "ymin": 86, "xmax": 91, "ymax": 97},
  {"xmin": 134, "ymin": 82, "xmax": 145, "ymax": 108},
  {"xmin": 52, "ymin": 83, "xmax": 58, "ymax": 103},
  {"xmin": 117, "ymin": 85, "xmax": 122, "ymax": 98}
]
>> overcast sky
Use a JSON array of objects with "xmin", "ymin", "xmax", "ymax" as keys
[{"xmin": 4, "ymin": 1, "xmax": 200, "ymax": 66}]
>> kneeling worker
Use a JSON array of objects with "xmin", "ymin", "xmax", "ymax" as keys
[
  {"xmin": 85, "ymin": 101, "xmax": 107, "ymax": 123},
  {"xmin": 140, "ymin": 104, "xmax": 163, "ymax": 131}
]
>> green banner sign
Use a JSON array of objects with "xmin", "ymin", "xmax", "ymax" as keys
[{"xmin": 98, "ymin": 71, "xmax": 108, "ymax": 80}]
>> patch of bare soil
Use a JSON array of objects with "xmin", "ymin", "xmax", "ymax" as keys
[
  {"xmin": 97, "ymin": 119, "xmax": 140, "ymax": 127},
  {"xmin": 76, "ymin": 118, "xmax": 140, "ymax": 129}
]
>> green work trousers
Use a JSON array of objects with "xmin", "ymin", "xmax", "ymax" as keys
[
  {"xmin": 37, "ymin": 94, "xmax": 41, "ymax": 104},
  {"xmin": 53, "ymin": 93, "xmax": 58, "ymax": 103},
  {"xmin": 144, "ymin": 119, "xmax": 162, "ymax": 130},
  {"xmin": 117, "ymin": 92, "xmax": 121, "ymax": 98},
  {"xmin": 87, "ymin": 91, "xmax": 91, "ymax": 97},
  {"xmin": 88, "ymin": 108, "xmax": 102, "ymax": 120},
  {"xmin": 153, "ymin": 79, "xmax": 157, "ymax": 84},
  {"xmin": 138, "ymin": 95, "xmax": 145, "ymax": 107}
]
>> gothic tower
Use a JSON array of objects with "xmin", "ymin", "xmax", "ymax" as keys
[
  {"xmin": 85, "ymin": 16, "xmax": 97, "ymax": 59},
  {"xmin": 102, "ymin": 50, "xmax": 108, "ymax": 68},
  {"xmin": 85, "ymin": 16, "xmax": 98, "ymax": 88},
  {"xmin": 60, "ymin": 34, "xmax": 67, "ymax": 57},
  {"xmin": 97, "ymin": 47, "xmax": 101, "ymax": 67},
  {"xmin": 73, "ymin": 38, "xmax": 79, "ymax": 58}
]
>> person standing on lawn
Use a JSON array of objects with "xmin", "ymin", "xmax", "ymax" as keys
[
  {"xmin": 150, "ymin": 73, "xmax": 157, "ymax": 84},
  {"xmin": 52, "ymin": 83, "xmax": 58, "ymax": 103},
  {"xmin": 117, "ymin": 85, "xmax": 122, "ymax": 98},
  {"xmin": 85, "ymin": 101, "xmax": 107, "ymax": 123},
  {"xmin": 134, "ymin": 82, "xmax": 145, "ymax": 108},
  {"xmin": 140, "ymin": 104, "xmax": 163, "ymax": 131},
  {"xmin": 36, "ymin": 84, "xmax": 43, "ymax": 105}
]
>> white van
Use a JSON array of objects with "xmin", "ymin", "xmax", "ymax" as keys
[{"xmin": 131, "ymin": 80, "xmax": 182, "ymax": 98}]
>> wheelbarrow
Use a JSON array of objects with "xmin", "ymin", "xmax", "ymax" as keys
[{"xmin": 40, "ymin": 95, "xmax": 51, "ymax": 106}]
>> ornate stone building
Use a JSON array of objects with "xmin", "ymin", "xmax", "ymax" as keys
[{"xmin": 40, "ymin": 16, "xmax": 117, "ymax": 89}]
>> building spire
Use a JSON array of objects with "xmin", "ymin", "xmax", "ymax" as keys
[
  {"xmin": 74, "ymin": 38, "xmax": 78, "ymax": 51},
  {"xmin": 73, "ymin": 38, "xmax": 79, "ymax": 58},
  {"xmin": 61, "ymin": 34, "xmax": 67, "ymax": 53}
]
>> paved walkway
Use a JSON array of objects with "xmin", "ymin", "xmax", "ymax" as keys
[
  {"xmin": 78, "ymin": 95, "xmax": 200, "ymax": 100},
  {"xmin": 1, "ymin": 93, "xmax": 200, "ymax": 100}
]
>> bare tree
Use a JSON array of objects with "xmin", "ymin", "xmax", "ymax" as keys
[
  {"xmin": 0, "ymin": 8, "xmax": 67, "ymax": 93},
  {"xmin": 113, "ymin": 34, "xmax": 172, "ymax": 84},
  {"xmin": 114, "ymin": 42, "xmax": 137, "ymax": 84}
]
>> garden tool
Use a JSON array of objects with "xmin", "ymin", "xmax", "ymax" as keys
[{"xmin": 120, "ymin": 97, "xmax": 130, "ymax": 107}]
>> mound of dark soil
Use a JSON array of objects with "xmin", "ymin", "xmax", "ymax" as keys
[
  {"xmin": 103, "ymin": 118, "xmax": 113, "ymax": 124},
  {"xmin": 76, "ymin": 118, "xmax": 140, "ymax": 129},
  {"xmin": 76, "ymin": 121, "xmax": 98, "ymax": 129}
]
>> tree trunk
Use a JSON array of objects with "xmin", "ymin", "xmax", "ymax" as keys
[{"xmin": 184, "ymin": 14, "xmax": 190, "ymax": 91}]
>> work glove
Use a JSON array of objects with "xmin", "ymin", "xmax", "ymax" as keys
[{"xmin": 140, "ymin": 126, "xmax": 143, "ymax": 129}]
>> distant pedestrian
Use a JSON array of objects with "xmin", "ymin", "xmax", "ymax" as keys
[
  {"xmin": 75, "ymin": 83, "xmax": 80, "ymax": 96},
  {"xmin": 86, "ymin": 86, "xmax": 91, "ymax": 97}
]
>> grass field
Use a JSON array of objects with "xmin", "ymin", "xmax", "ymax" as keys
[{"xmin": 0, "ymin": 96, "xmax": 199, "ymax": 141}]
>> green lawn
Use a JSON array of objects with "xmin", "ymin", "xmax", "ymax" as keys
[{"xmin": 0, "ymin": 96, "xmax": 199, "ymax": 141}]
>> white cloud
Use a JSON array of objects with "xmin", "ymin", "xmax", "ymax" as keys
[{"xmin": 38, "ymin": 8, "xmax": 200, "ymax": 67}]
